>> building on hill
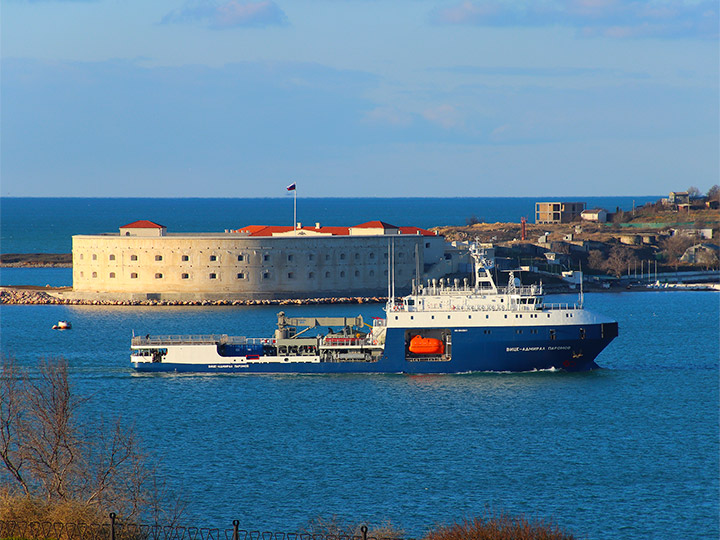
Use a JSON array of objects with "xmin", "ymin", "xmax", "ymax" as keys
[
  {"xmin": 70, "ymin": 220, "xmax": 456, "ymax": 301},
  {"xmin": 535, "ymin": 202, "xmax": 586, "ymax": 224},
  {"xmin": 581, "ymin": 208, "xmax": 607, "ymax": 223}
]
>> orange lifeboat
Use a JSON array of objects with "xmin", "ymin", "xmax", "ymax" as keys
[{"xmin": 408, "ymin": 335, "xmax": 444, "ymax": 355}]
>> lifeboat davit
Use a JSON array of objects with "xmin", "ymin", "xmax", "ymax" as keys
[{"xmin": 408, "ymin": 335, "xmax": 444, "ymax": 355}]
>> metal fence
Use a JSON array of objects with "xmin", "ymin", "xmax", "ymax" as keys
[{"xmin": 0, "ymin": 516, "xmax": 405, "ymax": 540}]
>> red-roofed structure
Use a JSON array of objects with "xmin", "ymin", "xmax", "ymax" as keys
[
  {"xmin": 120, "ymin": 220, "xmax": 166, "ymax": 229},
  {"xmin": 119, "ymin": 220, "xmax": 167, "ymax": 237}
]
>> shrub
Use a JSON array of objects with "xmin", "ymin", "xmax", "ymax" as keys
[{"xmin": 423, "ymin": 513, "xmax": 575, "ymax": 540}]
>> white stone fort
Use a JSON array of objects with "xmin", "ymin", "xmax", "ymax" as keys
[{"xmin": 70, "ymin": 220, "xmax": 463, "ymax": 301}]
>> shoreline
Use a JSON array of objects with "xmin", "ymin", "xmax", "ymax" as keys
[{"xmin": 2, "ymin": 283, "xmax": 717, "ymax": 306}]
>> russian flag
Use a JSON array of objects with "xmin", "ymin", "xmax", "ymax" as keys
[{"xmin": 286, "ymin": 183, "xmax": 296, "ymax": 191}]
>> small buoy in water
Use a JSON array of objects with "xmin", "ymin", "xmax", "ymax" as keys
[{"xmin": 52, "ymin": 321, "xmax": 72, "ymax": 330}]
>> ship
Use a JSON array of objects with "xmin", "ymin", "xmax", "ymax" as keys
[{"xmin": 130, "ymin": 245, "xmax": 618, "ymax": 373}]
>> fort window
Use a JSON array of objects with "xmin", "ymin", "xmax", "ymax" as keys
[
  {"xmin": 369, "ymin": 270, "xmax": 374, "ymax": 277},
  {"xmin": 354, "ymin": 270, "xmax": 360, "ymax": 277},
  {"xmin": 210, "ymin": 255, "xmax": 217, "ymax": 261},
  {"xmin": 325, "ymin": 254, "xmax": 330, "ymax": 261},
  {"xmin": 288, "ymin": 272, "xmax": 294, "ymax": 279},
  {"xmin": 398, "ymin": 252, "xmax": 404, "ymax": 258},
  {"xmin": 92, "ymin": 272, "xmax": 97, "ymax": 278},
  {"xmin": 131, "ymin": 255, "xmax": 138, "ymax": 261},
  {"xmin": 325, "ymin": 271, "xmax": 331, "ymax": 278},
  {"xmin": 308, "ymin": 254, "xmax": 314, "ymax": 261},
  {"xmin": 340, "ymin": 253, "xmax": 346, "ymax": 260},
  {"xmin": 340, "ymin": 271, "xmax": 345, "ymax": 278},
  {"xmin": 80, "ymin": 254, "xmax": 84, "ymax": 260},
  {"xmin": 155, "ymin": 255, "xmax": 162, "ymax": 261},
  {"xmin": 155, "ymin": 273, "xmax": 163, "ymax": 279},
  {"xmin": 92, "ymin": 254, "xmax": 97, "ymax": 260},
  {"xmin": 354, "ymin": 253, "xmax": 360, "ymax": 260},
  {"xmin": 182, "ymin": 273, "xmax": 189, "ymax": 279},
  {"xmin": 109, "ymin": 272, "xmax": 116, "ymax": 278},
  {"xmin": 425, "ymin": 242, "xmax": 430, "ymax": 248},
  {"xmin": 131, "ymin": 273, "xmax": 138, "ymax": 279},
  {"xmin": 209, "ymin": 273, "xmax": 217, "ymax": 279},
  {"xmin": 263, "ymin": 271, "xmax": 270, "ymax": 279},
  {"xmin": 237, "ymin": 255, "xmax": 244, "ymax": 261},
  {"xmin": 263, "ymin": 255, "xmax": 270, "ymax": 262},
  {"xmin": 288, "ymin": 254, "xmax": 294, "ymax": 262},
  {"xmin": 109, "ymin": 254, "xmax": 116, "ymax": 261},
  {"xmin": 237, "ymin": 273, "xmax": 245, "ymax": 279},
  {"xmin": 384, "ymin": 252, "xmax": 388, "ymax": 258},
  {"xmin": 383, "ymin": 270, "xmax": 388, "ymax": 276},
  {"xmin": 79, "ymin": 272, "xmax": 84, "ymax": 277},
  {"xmin": 308, "ymin": 272, "xmax": 314, "ymax": 279},
  {"xmin": 182, "ymin": 255, "xmax": 189, "ymax": 261},
  {"xmin": 369, "ymin": 253, "xmax": 375, "ymax": 259},
  {"xmin": 125, "ymin": 232, "xmax": 130, "ymax": 236}
]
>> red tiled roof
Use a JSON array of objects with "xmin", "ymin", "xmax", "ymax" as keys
[
  {"xmin": 398, "ymin": 226, "xmax": 436, "ymax": 236},
  {"xmin": 237, "ymin": 225, "xmax": 351, "ymax": 236},
  {"xmin": 237, "ymin": 222, "xmax": 436, "ymax": 237},
  {"xmin": 120, "ymin": 220, "xmax": 166, "ymax": 229},
  {"xmin": 352, "ymin": 220, "xmax": 399, "ymax": 229}
]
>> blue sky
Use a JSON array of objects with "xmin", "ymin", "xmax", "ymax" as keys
[{"xmin": 2, "ymin": 0, "xmax": 718, "ymax": 197}]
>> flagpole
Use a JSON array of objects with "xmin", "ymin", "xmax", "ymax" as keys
[{"xmin": 293, "ymin": 187, "xmax": 297, "ymax": 234}]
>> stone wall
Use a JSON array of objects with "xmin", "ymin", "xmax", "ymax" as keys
[{"xmin": 72, "ymin": 233, "xmax": 443, "ymax": 300}]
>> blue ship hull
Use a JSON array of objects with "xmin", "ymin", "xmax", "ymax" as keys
[{"xmin": 132, "ymin": 321, "xmax": 618, "ymax": 374}]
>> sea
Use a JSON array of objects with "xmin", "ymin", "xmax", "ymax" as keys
[{"xmin": 1, "ymin": 197, "xmax": 718, "ymax": 539}]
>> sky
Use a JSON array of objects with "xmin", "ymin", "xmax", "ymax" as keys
[{"xmin": 1, "ymin": 0, "xmax": 718, "ymax": 197}]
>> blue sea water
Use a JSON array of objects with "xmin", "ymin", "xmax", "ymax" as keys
[
  {"xmin": 1, "ymin": 292, "xmax": 718, "ymax": 539},
  {"xmin": 0, "ymin": 196, "xmax": 659, "ymax": 254}
]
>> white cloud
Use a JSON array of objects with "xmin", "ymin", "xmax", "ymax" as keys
[
  {"xmin": 421, "ymin": 104, "xmax": 464, "ymax": 129},
  {"xmin": 430, "ymin": 0, "xmax": 719, "ymax": 39},
  {"xmin": 162, "ymin": 0, "xmax": 288, "ymax": 29}
]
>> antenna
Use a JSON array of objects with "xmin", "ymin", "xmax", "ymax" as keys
[
  {"xmin": 387, "ymin": 239, "xmax": 391, "ymax": 303},
  {"xmin": 391, "ymin": 237, "xmax": 396, "ymax": 301}
]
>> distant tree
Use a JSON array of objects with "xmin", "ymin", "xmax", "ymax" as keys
[
  {"xmin": 707, "ymin": 184, "xmax": 720, "ymax": 202},
  {"xmin": 466, "ymin": 215, "xmax": 484, "ymax": 226},
  {"xmin": 697, "ymin": 249, "xmax": 719, "ymax": 271},
  {"xmin": 604, "ymin": 246, "xmax": 637, "ymax": 278},
  {"xmin": 661, "ymin": 234, "xmax": 695, "ymax": 268},
  {"xmin": 687, "ymin": 186, "xmax": 701, "ymax": 199},
  {"xmin": 587, "ymin": 250, "xmax": 606, "ymax": 271},
  {"xmin": 612, "ymin": 209, "xmax": 627, "ymax": 224}
]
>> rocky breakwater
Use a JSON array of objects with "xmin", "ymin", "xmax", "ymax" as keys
[{"xmin": 0, "ymin": 287, "xmax": 386, "ymax": 306}]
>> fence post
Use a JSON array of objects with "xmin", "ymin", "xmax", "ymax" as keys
[
  {"xmin": 110, "ymin": 513, "xmax": 116, "ymax": 540},
  {"xmin": 233, "ymin": 520, "xmax": 239, "ymax": 540},
  {"xmin": 361, "ymin": 525, "xmax": 368, "ymax": 540}
]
